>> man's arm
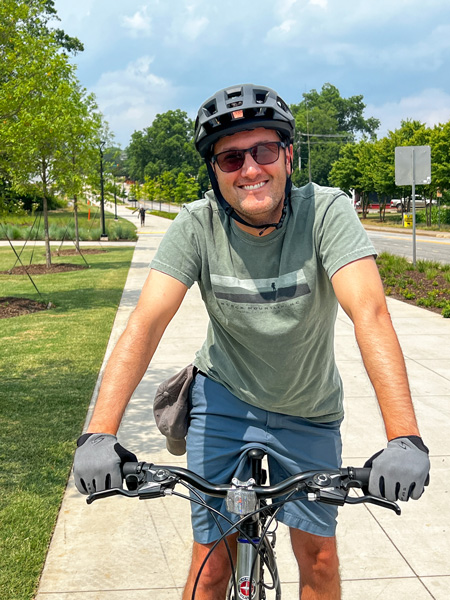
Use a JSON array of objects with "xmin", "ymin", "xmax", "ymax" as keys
[
  {"xmin": 87, "ymin": 268, "xmax": 188, "ymax": 435},
  {"xmin": 331, "ymin": 255, "xmax": 419, "ymax": 440}
]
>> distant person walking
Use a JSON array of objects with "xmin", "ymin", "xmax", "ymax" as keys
[{"xmin": 138, "ymin": 206, "xmax": 146, "ymax": 226}]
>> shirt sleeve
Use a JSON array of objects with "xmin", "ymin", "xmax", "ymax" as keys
[
  {"xmin": 315, "ymin": 191, "xmax": 377, "ymax": 279},
  {"xmin": 150, "ymin": 207, "xmax": 201, "ymax": 288}
]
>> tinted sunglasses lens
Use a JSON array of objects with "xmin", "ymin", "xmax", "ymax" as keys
[
  {"xmin": 252, "ymin": 142, "xmax": 280, "ymax": 165},
  {"xmin": 217, "ymin": 151, "xmax": 245, "ymax": 172},
  {"xmin": 216, "ymin": 142, "xmax": 281, "ymax": 172}
]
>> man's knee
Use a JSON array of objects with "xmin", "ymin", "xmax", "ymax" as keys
[
  {"xmin": 185, "ymin": 537, "xmax": 236, "ymax": 592},
  {"xmin": 290, "ymin": 529, "xmax": 339, "ymax": 574}
]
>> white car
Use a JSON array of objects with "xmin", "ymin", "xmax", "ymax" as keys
[{"xmin": 390, "ymin": 198, "xmax": 436, "ymax": 212}]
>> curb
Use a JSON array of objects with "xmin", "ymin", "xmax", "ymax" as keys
[{"xmin": 362, "ymin": 224, "xmax": 450, "ymax": 239}]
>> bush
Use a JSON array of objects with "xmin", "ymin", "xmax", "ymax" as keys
[
  {"xmin": 442, "ymin": 304, "xmax": 450, "ymax": 318},
  {"xmin": 431, "ymin": 206, "xmax": 450, "ymax": 225},
  {"xmin": 414, "ymin": 206, "xmax": 450, "ymax": 226}
]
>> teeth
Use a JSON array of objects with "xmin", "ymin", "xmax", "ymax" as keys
[{"xmin": 242, "ymin": 182, "xmax": 265, "ymax": 190}]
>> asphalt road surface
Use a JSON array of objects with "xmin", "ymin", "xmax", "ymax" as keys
[{"xmin": 367, "ymin": 230, "xmax": 450, "ymax": 264}]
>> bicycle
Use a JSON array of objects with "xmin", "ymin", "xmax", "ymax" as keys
[{"xmin": 86, "ymin": 447, "xmax": 401, "ymax": 599}]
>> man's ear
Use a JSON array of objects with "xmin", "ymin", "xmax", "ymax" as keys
[{"xmin": 286, "ymin": 144, "xmax": 294, "ymax": 175}]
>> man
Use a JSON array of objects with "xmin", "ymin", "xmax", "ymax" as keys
[
  {"xmin": 139, "ymin": 206, "xmax": 146, "ymax": 226},
  {"xmin": 74, "ymin": 84, "xmax": 430, "ymax": 599}
]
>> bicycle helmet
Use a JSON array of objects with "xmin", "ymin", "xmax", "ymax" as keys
[
  {"xmin": 195, "ymin": 84, "xmax": 295, "ymax": 158},
  {"xmin": 194, "ymin": 84, "xmax": 295, "ymax": 234}
]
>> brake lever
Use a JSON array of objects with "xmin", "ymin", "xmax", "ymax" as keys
[
  {"xmin": 345, "ymin": 494, "xmax": 401, "ymax": 515},
  {"xmin": 86, "ymin": 487, "xmax": 139, "ymax": 504},
  {"xmin": 305, "ymin": 472, "xmax": 401, "ymax": 515}
]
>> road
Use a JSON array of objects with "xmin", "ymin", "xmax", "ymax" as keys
[{"xmin": 367, "ymin": 230, "xmax": 450, "ymax": 264}]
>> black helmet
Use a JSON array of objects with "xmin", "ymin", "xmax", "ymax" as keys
[{"xmin": 194, "ymin": 83, "xmax": 295, "ymax": 158}]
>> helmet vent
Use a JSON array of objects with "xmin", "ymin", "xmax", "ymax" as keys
[
  {"xmin": 254, "ymin": 91, "xmax": 268, "ymax": 104},
  {"xmin": 203, "ymin": 101, "xmax": 217, "ymax": 117},
  {"xmin": 277, "ymin": 97, "xmax": 289, "ymax": 113},
  {"xmin": 226, "ymin": 87, "xmax": 243, "ymax": 100}
]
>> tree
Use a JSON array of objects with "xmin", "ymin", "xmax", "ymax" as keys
[
  {"xmin": 0, "ymin": 0, "xmax": 82, "ymax": 127},
  {"xmin": 0, "ymin": 0, "xmax": 106, "ymax": 263},
  {"xmin": 173, "ymin": 173, "xmax": 200, "ymax": 204},
  {"xmin": 22, "ymin": 0, "xmax": 84, "ymax": 54},
  {"xmin": 328, "ymin": 142, "xmax": 363, "ymax": 194},
  {"xmin": 54, "ymin": 88, "xmax": 103, "ymax": 250},
  {"xmin": 126, "ymin": 109, "xmax": 201, "ymax": 183},
  {"xmin": 6, "ymin": 65, "xmax": 93, "ymax": 267},
  {"xmin": 431, "ymin": 122, "xmax": 450, "ymax": 201},
  {"xmin": 290, "ymin": 83, "xmax": 379, "ymax": 187}
]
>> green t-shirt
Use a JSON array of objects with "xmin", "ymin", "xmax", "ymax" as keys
[{"xmin": 151, "ymin": 183, "xmax": 376, "ymax": 421}]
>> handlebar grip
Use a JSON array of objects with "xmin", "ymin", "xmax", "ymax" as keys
[
  {"xmin": 350, "ymin": 467, "xmax": 371, "ymax": 486},
  {"xmin": 123, "ymin": 462, "xmax": 140, "ymax": 476}
]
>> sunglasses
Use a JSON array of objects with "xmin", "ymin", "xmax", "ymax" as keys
[{"xmin": 212, "ymin": 141, "xmax": 286, "ymax": 173}]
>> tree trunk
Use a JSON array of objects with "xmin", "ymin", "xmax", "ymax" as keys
[
  {"xmin": 42, "ymin": 161, "xmax": 52, "ymax": 268},
  {"xmin": 73, "ymin": 193, "xmax": 80, "ymax": 251},
  {"xmin": 362, "ymin": 192, "xmax": 368, "ymax": 219}
]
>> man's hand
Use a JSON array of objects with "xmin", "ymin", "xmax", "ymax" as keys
[
  {"xmin": 73, "ymin": 433, "xmax": 137, "ymax": 495},
  {"xmin": 365, "ymin": 436, "xmax": 430, "ymax": 502}
]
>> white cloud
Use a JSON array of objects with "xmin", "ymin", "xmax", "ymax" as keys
[
  {"xmin": 121, "ymin": 7, "xmax": 152, "ymax": 37},
  {"xmin": 183, "ymin": 16, "xmax": 209, "ymax": 42},
  {"xmin": 265, "ymin": 19, "xmax": 297, "ymax": 42},
  {"xmin": 367, "ymin": 89, "xmax": 450, "ymax": 136},
  {"xmin": 92, "ymin": 56, "xmax": 177, "ymax": 145},
  {"xmin": 309, "ymin": 0, "xmax": 328, "ymax": 8}
]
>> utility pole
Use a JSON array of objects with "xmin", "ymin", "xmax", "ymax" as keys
[{"xmin": 99, "ymin": 141, "xmax": 107, "ymax": 239}]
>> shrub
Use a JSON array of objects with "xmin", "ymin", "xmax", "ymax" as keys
[{"xmin": 442, "ymin": 304, "xmax": 450, "ymax": 318}]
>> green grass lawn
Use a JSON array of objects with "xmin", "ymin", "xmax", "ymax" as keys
[
  {"xmin": 0, "ymin": 202, "xmax": 137, "ymax": 241},
  {"xmin": 0, "ymin": 246, "xmax": 134, "ymax": 600}
]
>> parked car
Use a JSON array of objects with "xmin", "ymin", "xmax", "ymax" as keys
[{"xmin": 390, "ymin": 197, "xmax": 437, "ymax": 212}]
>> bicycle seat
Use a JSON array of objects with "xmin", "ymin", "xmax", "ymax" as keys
[{"xmin": 247, "ymin": 448, "xmax": 266, "ymax": 461}]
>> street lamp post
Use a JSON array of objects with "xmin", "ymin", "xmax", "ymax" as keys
[
  {"xmin": 114, "ymin": 175, "xmax": 118, "ymax": 221},
  {"xmin": 99, "ymin": 141, "xmax": 107, "ymax": 239}
]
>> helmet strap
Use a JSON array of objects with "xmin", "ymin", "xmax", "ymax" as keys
[{"xmin": 206, "ymin": 162, "xmax": 292, "ymax": 236}]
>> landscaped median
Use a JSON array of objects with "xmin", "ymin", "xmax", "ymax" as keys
[{"xmin": 0, "ymin": 245, "xmax": 134, "ymax": 600}]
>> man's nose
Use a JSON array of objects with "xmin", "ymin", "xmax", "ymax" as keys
[{"xmin": 240, "ymin": 151, "xmax": 262, "ymax": 177}]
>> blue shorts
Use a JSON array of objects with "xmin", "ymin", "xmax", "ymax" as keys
[{"xmin": 186, "ymin": 374, "xmax": 343, "ymax": 545}]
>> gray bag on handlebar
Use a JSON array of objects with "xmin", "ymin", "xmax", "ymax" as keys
[{"xmin": 153, "ymin": 364, "xmax": 198, "ymax": 456}]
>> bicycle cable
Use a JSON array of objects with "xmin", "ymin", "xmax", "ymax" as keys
[{"xmin": 173, "ymin": 483, "xmax": 238, "ymax": 600}]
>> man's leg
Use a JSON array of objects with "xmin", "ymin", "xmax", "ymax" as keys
[
  {"xmin": 290, "ymin": 528, "xmax": 340, "ymax": 600},
  {"xmin": 183, "ymin": 535, "xmax": 237, "ymax": 600}
]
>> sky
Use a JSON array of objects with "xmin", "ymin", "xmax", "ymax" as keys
[{"xmin": 51, "ymin": 0, "xmax": 450, "ymax": 148}]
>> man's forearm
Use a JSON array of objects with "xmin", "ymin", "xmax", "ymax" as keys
[
  {"xmin": 87, "ymin": 314, "xmax": 161, "ymax": 435},
  {"xmin": 354, "ymin": 309, "xmax": 420, "ymax": 440}
]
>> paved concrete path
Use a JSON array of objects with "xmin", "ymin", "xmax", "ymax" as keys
[{"xmin": 35, "ymin": 203, "xmax": 450, "ymax": 599}]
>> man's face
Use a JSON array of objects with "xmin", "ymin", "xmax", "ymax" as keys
[{"xmin": 212, "ymin": 128, "xmax": 293, "ymax": 231}]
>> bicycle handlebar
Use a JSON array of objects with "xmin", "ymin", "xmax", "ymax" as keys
[{"xmin": 86, "ymin": 462, "xmax": 401, "ymax": 515}]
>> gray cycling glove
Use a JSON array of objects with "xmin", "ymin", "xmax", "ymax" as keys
[
  {"xmin": 73, "ymin": 433, "xmax": 137, "ymax": 495},
  {"xmin": 365, "ymin": 436, "xmax": 430, "ymax": 502}
]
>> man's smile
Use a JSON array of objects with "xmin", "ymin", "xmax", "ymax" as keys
[{"xmin": 240, "ymin": 181, "xmax": 267, "ymax": 191}]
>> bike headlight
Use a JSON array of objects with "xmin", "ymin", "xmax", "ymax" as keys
[{"xmin": 226, "ymin": 489, "xmax": 258, "ymax": 515}]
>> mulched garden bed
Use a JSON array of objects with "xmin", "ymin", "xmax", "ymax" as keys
[
  {"xmin": 0, "ymin": 297, "xmax": 51, "ymax": 319},
  {"xmin": 0, "ymin": 263, "xmax": 87, "ymax": 275},
  {"xmin": 51, "ymin": 249, "xmax": 107, "ymax": 256},
  {"xmin": 381, "ymin": 269, "xmax": 450, "ymax": 316}
]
